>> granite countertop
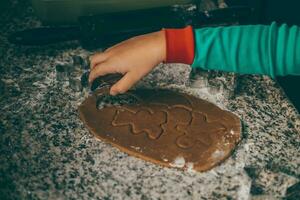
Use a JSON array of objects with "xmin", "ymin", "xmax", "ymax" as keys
[{"xmin": 1, "ymin": 1, "xmax": 299, "ymax": 200}]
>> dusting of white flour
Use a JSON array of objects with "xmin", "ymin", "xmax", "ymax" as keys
[{"xmin": 170, "ymin": 156, "xmax": 186, "ymax": 168}]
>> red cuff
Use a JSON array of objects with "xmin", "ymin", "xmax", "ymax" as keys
[{"xmin": 164, "ymin": 26, "xmax": 195, "ymax": 65}]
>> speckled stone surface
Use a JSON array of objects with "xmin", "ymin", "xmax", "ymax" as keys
[{"xmin": 1, "ymin": 1, "xmax": 300, "ymax": 200}]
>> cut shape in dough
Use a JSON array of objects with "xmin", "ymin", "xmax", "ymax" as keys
[{"xmin": 79, "ymin": 89, "xmax": 241, "ymax": 172}]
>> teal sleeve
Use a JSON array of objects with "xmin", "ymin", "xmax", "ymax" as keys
[{"xmin": 191, "ymin": 22, "xmax": 300, "ymax": 77}]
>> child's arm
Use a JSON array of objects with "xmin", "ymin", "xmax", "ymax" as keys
[
  {"xmin": 89, "ymin": 22, "xmax": 300, "ymax": 96},
  {"xmin": 188, "ymin": 22, "xmax": 300, "ymax": 77}
]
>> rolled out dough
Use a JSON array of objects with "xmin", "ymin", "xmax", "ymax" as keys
[{"xmin": 79, "ymin": 89, "xmax": 241, "ymax": 172}]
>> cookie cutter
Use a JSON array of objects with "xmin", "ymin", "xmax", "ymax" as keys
[
  {"xmin": 94, "ymin": 87, "xmax": 142, "ymax": 109},
  {"xmin": 86, "ymin": 73, "xmax": 142, "ymax": 109}
]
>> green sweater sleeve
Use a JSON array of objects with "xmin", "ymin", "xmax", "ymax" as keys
[{"xmin": 191, "ymin": 22, "xmax": 300, "ymax": 77}]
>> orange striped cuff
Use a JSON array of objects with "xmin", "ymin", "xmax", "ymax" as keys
[{"xmin": 164, "ymin": 26, "xmax": 195, "ymax": 65}]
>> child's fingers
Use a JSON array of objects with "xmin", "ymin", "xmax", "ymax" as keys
[
  {"xmin": 110, "ymin": 72, "xmax": 139, "ymax": 96},
  {"xmin": 90, "ymin": 52, "xmax": 108, "ymax": 69},
  {"xmin": 89, "ymin": 61, "xmax": 116, "ymax": 83}
]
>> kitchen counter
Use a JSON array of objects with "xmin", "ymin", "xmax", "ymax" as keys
[{"xmin": 0, "ymin": 1, "xmax": 299, "ymax": 199}]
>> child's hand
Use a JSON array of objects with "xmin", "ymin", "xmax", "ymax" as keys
[{"xmin": 89, "ymin": 30, "xmax": 166, "ymax": 96}]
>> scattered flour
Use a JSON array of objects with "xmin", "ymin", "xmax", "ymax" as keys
[
  {"xmin": 186, "ymin": 162, "xmax": 196, "ymax": 173},
  {"xmin": 212, "ymin": 150, "xmax": 225, "ymax": 160},
  {"xmin": 170, "ymin": 156, "xmax": 186, "ymax": 168},
  {"xmin": 130, "ymin": 146, "xmax": 141, "ymax": 152},
  {"xmin": 230, "ymin": 129, "xmax": 235, "ymax": 135}
]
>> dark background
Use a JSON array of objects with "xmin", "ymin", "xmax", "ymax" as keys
[
  {"xmin": 228, "ymin": 0, "xmax": 300, "ymax": 111},
  {"xmin": 1, "ymin": 0, "xmax": 299, "ymax": 111},
  {"xmin": 0, "ymin": 1, "xmax": 9, "ymax": 13},
  {"xmin": 262, "ymin": 0, "xmax": 300, "ymax": 112}
]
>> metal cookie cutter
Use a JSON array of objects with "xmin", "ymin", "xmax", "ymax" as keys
[
  {"xmin": 90, "ymin": 73, "xmax": 123, "ymax": 92},
  {"xmin": 80, "ymin": 71, "xmax": 122, "ymax": 91},
  {"xmin": 87, "ymin": 73, "xmax": 145, "ymax": 109}
]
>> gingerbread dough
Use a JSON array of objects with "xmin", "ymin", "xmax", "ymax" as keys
[{"xmin": 79, "ymin": 88, "xmax": 241, "ymax": 172}]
